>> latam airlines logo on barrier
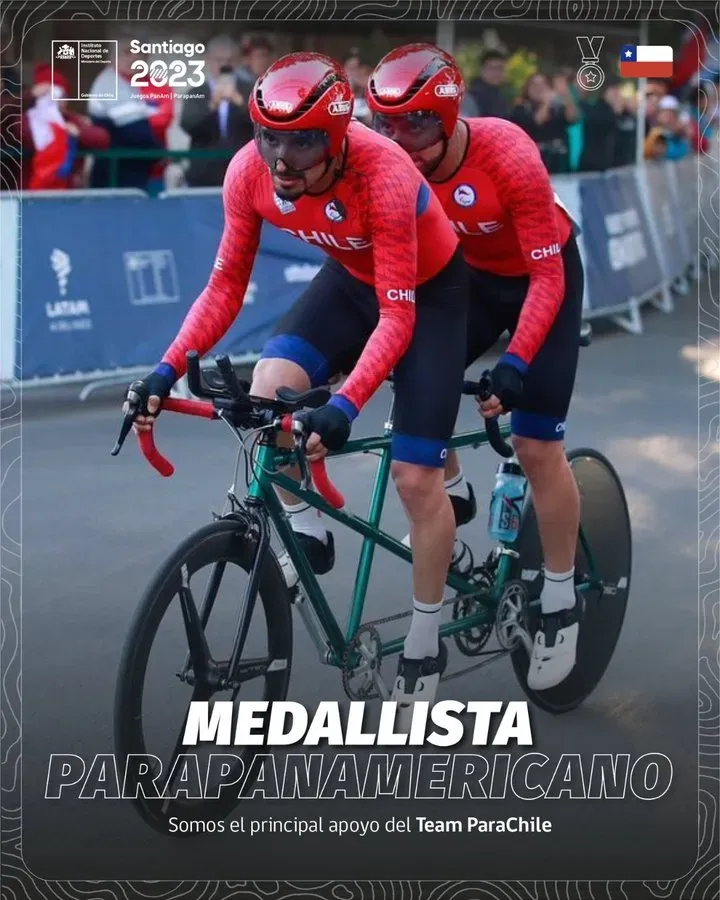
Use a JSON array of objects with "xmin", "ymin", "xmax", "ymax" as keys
[
  {"xmin": 50, "ymin": 248, "xmax": 71, "ymax": 295},
  {"xmin": 46, "ymin": 248, "xmax": 93, "ymax": 332}
]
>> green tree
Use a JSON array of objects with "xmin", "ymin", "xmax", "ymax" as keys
[{"xmin": 504, "ymin": 48, "xmax": 539, "ymax": 102}]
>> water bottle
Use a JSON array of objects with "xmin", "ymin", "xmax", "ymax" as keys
[{"xmin": 488, "ymin": 458, "xmax": 527, "ymax": 544}]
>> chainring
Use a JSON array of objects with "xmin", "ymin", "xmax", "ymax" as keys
[
  {"xmin": 342, "ymin": 624, "xmax": 383, "ymax": 701},
  {"xmin": 451, "ymin": 565, "xmax": 494, "ymax": 657},
  {"xmin": 495, "ymin": 579, "xmax": 532, "ymax": 653}
]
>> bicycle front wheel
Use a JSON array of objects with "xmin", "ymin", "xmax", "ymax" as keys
[
  {"xmin": 511, "ymin": 447, "xmax": 632, "ymax": 713},
  {"xmin": 114, "ymin": 515, "xmax": 293, "ymax": 832}
]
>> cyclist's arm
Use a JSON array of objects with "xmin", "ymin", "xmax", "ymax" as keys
[
  {"xmin": 160, "ymin": 150, "xmax": 262, "ymax": 380},
  {"xmin": 331, "ymin": 175, "xmax": 419, "ymax": 419},
  {"xmin": 488, "ymin": 127, "xmax": 565, "ymax": 372}
]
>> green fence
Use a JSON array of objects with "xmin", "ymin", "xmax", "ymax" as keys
[
  {"xmin": 80, "ymin": 148, "xmax": 237, "ymax": 189},
  {"xmin": 1, "ymin": 147, "xmax": 237, "ymax": 190}
]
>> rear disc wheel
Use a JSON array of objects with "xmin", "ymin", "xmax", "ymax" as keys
[{"xmin": 510, "ymin": 447, "xmax": 632, "ymax": 713}]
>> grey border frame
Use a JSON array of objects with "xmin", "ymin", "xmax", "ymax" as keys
[{"xmin": 1, "ymin": 1, "xmax": 718, "ymax": 898}]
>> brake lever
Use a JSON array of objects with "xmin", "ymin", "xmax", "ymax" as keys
[
  {"xmin": 111, "ymin": 381, "xmax": 144, "ymax": 456},
  {"xmin": 291, "ymin": 420, "xmax": 312, "ymax": 491},
  {"xmin": 111, "ymin": 411, "xmax": 135, "ymax": 456},
  {"xmin": 477, "ymin": 370, "xmax": 494, "ymax": 402}
]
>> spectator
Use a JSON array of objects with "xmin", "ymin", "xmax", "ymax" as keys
[
  {"xmin": 644, "ymin": 126, "xmax": 669, "ymax": 161},
  {"xmin": 24, "ymin": 63, "xmax": 110, "ymax": 190},
  {"xmin": 180, "ymin": 34, "xmax": 254, "ymax": 187},
  {"xmin": 87, "ymin": 36, "xmax": 162, "ymax": 189},
  {"xmin": 511, "ymin": 71, "xmax": 578, "ymax": 173},
  {"xmin": 140, "ymin": 82, "xmax": 175, "ymax": 194},
  {"xmin": 468, "ymin": 49, "xmax": 510, "ymax": 118},
  {"xmin": 644, "ymin": 79, "xmax": 669, "ymax": 130},
  {"xmin": 343, "ymin": 48, "xmax": 362, "ymax": 86},
  {"xmin": 654, "ymin": 95, "xmax": 692, "ymax": 160},
  {"xmin": 460, "ymin": 90, "xmax": 480, "ymax": 117},
  {"xmin": 0, "ymin": 28, "xmax": 25, "ymax": 190},
  {"xmin": 605, "ymin": 82, "xmax": 638, "ymax": 168},
  {"xmin": 346, "ymin": 55, "xmax": 372, "ymax": 125},
  {"xmin": 576, "ymin": 78, "xmax": 619, "ymax": 172},
  {"xmin": 237, "ymin": 35, "xmax": 274, "ymax": 87}
]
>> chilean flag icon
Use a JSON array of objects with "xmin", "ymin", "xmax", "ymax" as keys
[{"xmin": 620, "ymin": 45, "xmax": 674, "ymax": 78}]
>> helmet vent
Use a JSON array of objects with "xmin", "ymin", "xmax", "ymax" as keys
[
  {"xmin": 256, "ymin": 71, "xmax": 341, "ymax": 121},
  {"xmin": 370, "ymin": 57, "xmax": 449, "ymax": 105}
]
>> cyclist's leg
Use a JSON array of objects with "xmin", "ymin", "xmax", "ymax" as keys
[
  {"xmin": 389, "ymin": 249, "xmax": 469, "ymax": 706},
  {"xmin": 442, "ymin": 280, "xmax": 509, "ymax": 526},
  {"xmin": 251, "ymin": 259, "xmax": 375, "ymax": 579},
  {"xmin": 507, "ymin": 235, "xmax": 585, "ymax": 690}
]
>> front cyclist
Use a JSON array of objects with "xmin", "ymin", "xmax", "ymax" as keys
[
  {"xmin": 128, "ymin": 53, "xmax": 468, "ymax": 707},
  {"xmin": 367, "ymin": 45, "xmax": 585, "ymax": 692}
]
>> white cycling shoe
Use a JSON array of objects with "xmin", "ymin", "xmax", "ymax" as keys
[
  {"xmin": 526, "ymin": 599, "xmax": 582, "ymax": 691},
  {"xmin": 391, "ymin": 640, "xmax": 448, "ymax": 731}
]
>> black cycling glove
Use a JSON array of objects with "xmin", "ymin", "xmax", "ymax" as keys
[
  {"xmin": 295, "ymin": 399, "xmax": 353, "ymax": 452},
  {"xmin": 489, "ymin": 359, "xmax": 524, "ymax": 412},
  {"xmin": 124, "ymin": 363, "xmax": 176, "ymax": 415}
]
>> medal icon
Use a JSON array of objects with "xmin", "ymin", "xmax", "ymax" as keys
[{"xmin": 577, "ymin": 62, "xmax": 605, "ymax": 91}]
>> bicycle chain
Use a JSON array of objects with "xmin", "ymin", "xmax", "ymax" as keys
[
  {"xmin": 340, "ymin": 568, "xmax": 518, "ymax": 693},
  {"xmin": 357, "ymin": 566, "xmax": 496, "ymax": 632}
]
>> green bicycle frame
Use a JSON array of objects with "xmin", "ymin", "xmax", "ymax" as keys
[{"xmin": 245, "ymin": 414, "xmax": 598, "ymax": 668}]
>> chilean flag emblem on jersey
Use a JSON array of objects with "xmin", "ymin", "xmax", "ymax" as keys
[{"xmin": 620, "ymin": 45, "xmax": 674, "ymax": 78}]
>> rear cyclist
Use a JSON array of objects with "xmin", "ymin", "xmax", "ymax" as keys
[
  {"xmin": 367, "ymin": 44, "xmax": 586, "ymax": 693},
  {"xmin": 127, "ymin": 53, "xmax": 468, "ymax": 709}
]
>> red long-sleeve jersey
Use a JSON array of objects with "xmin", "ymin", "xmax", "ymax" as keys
[
  {"xmin": 431, "ymin": 117, "xmax": 574, "ymax": 367},
  {"xmin": 162, "ymin": 122, "xmax": 459, "ymax": 413}
]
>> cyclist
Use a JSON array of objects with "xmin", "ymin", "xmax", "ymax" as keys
[
  {"xmin": 127, "ymin": 53, "xmax": 469, "ymax": 710},
  {"xmin": 367, "ymin": 44, "xmax": 585, "ymax": 693}
]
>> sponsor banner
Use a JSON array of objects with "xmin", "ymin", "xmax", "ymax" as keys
[
  {"xmin": 578, "ymin": 169, "xmax": 660, "ymax": 311},
  {"xmin": 674, "ymin": 154, "xmax": 699, "ymax": 256},
  {"xmin": 20, "ymin": 194, "xmax": 326, "ymax": 379},
  {"xmin": 550, "ymin": 175, "xmax": 592, "ymax": 313},
  {"xmin": 664, "ymin": 160, "xmax": 693, "ymax": 265},
  {"xmin": 697, "ymin": 138, "xmax": 718, "ymax": 264},
  {"xmin": 639, "ymin": 161, "xmax": 688, "ymax": 283},
  {"xmin": 0, "ymin": 197, "xmax": 19, "ymax": 381}
]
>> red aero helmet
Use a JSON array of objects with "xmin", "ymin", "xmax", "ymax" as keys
[
  {"xmin": 249, "ymin": 52, "xmax": 355, "ymax": 157},
  {"xmin": 367, "ymin": 43, "xmax": 465, "ymax": 138}
]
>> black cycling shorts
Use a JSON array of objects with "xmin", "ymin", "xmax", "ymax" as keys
[
  {"xmin": 466, "ymin": 234, "xmax": 584, "ymax": 442},
  {"xmin": 261, "ymin": 247, "xmax": 468, "ymax": 468}
]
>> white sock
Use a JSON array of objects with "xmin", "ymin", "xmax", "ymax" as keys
[
  {"xmin": 281, "ymin": 500, "xmax": 327, "ymax": 543},
  {"xmin": 403, "ymin": 597, "xmax": 442, "ymax": 659},
  {"xmin": 444, "ymin": 468, "xmax": 470, "ymax": 501},
  {"xmin": 540, "ymin": 567, "xmax": 576, "ymax": 614}
]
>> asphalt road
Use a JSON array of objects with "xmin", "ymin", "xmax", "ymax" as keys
[{"xmin": 14, "ymin": 289, "xmax": 705, "ymax": 884}]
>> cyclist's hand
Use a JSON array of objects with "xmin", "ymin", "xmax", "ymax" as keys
[
  {"xmin": 478, "ymin": 361, "xmax": 523, "ymax": 417},
  {"xmin": 295, "ymin": 402, "xmax": 352, "ymax": 460},
  {"xmin": 478, "ymin": 393, "xmax": 504, "ymax": 418},
  {"xmin": 123, "ymin": 371, "xmax": 173, "ymax": 434}
]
